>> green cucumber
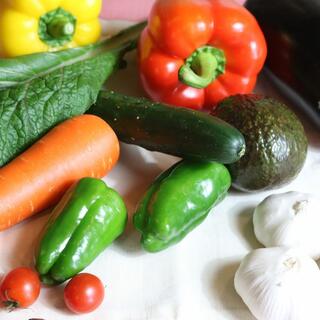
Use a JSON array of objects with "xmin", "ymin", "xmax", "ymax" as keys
[{"xmin": 89, "ymin": 90, "xmax": 246, "ymax": 164}]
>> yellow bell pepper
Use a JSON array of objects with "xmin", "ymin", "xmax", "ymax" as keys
[{"xmin": 0, "ymin": 0, "xmax": 102, "ymax": 57}]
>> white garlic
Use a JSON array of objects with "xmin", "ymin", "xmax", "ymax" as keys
[
  {"xmin": 234, "ymin": 247, "xmax": 320, "ymax": 320},
  {"xmin": 253, "ymin": 191, "xmax": 320, "ymax": 259}
]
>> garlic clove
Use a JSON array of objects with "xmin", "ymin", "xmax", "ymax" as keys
[
  {"xmin": 234, "ymin": 247, "xmax": 320, "ymax": 320},
  {"xmin": 253, "ymin": 191, "xmax": 320, "ymax": 259}
]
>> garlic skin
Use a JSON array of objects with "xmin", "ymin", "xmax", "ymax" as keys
[
  {"xmin": 253, "ymin": 191, "xmax": 320, "ymax": 259},
  {"xmin": 234, "ymin": 247, "xmax": 320, "ymax": 320}
]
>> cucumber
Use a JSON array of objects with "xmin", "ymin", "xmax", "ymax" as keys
[{"xmin": 89, "ymin": 90, "xmax": 246, "ymax": 164}]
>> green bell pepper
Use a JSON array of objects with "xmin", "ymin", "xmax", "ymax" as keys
[
  {"xmin": 35, "ymin": 177, "xmax": 127, "ymax": 285},
  {"xmin": 133, "ymin": 160, "xmax": 231, "ymax": 253}
]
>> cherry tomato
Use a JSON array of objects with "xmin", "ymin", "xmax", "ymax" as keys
[
  {"xmin": 64, "ymin": 273, "xmax": 105, "ymax": 314},
  {"xmin": 0, "ymin": 267, "xmax": 41, "ymax": 309}
]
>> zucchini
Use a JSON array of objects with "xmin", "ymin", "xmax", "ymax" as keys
[{"xmin": 89, "ymin": 90, "xmax": 245, "ymax": 164}]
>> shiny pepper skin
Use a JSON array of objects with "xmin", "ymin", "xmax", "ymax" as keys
[
  {"xmin": 35, "ymin": 177, "xmax": 127, "ymax": 285},
  {"xmin": 133, "ymin": 161, "xmax": 231, "ymax": 252},
  {"xmin": 0, "ymin": 0, "xmax": 102, "ymax": 57},
  {"xmin": 138, "ymin": 0, "xmax": 267, "ymax": 110}
]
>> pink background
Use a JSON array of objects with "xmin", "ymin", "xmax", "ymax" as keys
[{"xmin": 101, "ymin": 0, "xmax": 246, "ymax": 21}]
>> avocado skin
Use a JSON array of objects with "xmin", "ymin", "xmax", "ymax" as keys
[{"xmin": 214, "ymin": 94, "xmax": 308, "ymax": 192}]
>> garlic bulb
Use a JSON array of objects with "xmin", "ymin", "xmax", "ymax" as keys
[
  {"xmin": 234, "ymin": 247, "xmax": 320, "ymax": 320},
  {"xmin": 253, "ymin": 191, "xmax": 320, "ymax": 259}
]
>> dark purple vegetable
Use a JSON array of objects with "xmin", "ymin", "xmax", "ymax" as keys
[{"xmin": 246, "ymin": 0, "xmax": 320, "ymax": 128}]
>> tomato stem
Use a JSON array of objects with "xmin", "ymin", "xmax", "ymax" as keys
[
  {"xmin": 3, "ymin": 300, "xmax": 19, "ymax": 311},
  {"xmin": 179, "ymin": 46, "xmax": 226, "ymax": 89}
]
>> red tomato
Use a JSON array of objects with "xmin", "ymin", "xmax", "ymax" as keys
[
  {"xmin": 0, "ymin": 267, "xmax": 41, "ymax": 309},
  {"xmin": 64, "ymin": 273, "xmax": 105, "ymax": 314}
]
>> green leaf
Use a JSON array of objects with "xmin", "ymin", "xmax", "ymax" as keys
[{"xmin": 0, "ymin": 22, "xmax": 146, "ymax": 167}]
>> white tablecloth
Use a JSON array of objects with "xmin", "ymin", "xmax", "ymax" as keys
[{"xmin": 0, "ymin": 21, "xmax": 319, "ymax": 320}]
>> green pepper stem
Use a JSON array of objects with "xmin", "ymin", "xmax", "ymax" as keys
[
  {"xmin": 179, "ymin": 46, "xmax": 226, "ymax": 89},
  {"xmin": 48, "ymin": 19, "xmax": 75, "ymax": 38}
]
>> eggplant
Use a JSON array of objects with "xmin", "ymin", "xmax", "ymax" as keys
[{"xmin": 246, "ymin": 0, "xmax": 320, "ymax": 128}]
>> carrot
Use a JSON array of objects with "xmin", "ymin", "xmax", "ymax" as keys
[{"xmin": 0, "ymin": 114, "xmax": 120, "ymax": 231}]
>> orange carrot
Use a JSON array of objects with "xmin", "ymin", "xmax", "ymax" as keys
[{"xmin": 0, "ymin": 115, "xmax": 120, "ymax": 231}]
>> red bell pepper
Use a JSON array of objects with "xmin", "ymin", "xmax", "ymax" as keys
[{"xmin": 138, "ymin": 0, "xmax": 267, "ymax": 110}]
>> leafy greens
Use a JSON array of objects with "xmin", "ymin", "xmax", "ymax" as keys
[{"xmin": 0, "ymin": 22, "xmax": 145, "ymax": 166}]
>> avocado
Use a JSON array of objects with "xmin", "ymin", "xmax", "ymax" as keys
[{"xmin": 213, "ymin": 94, "xmax": 308, "ymax": 192}]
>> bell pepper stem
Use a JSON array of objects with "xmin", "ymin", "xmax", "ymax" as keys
[
  {"xmin": 179, "ymin": 46, "xmax": 226, "ymax": 89},
  {"xmin": 39, "ymin": 7, "xmax": 77, "ymax": 47},
  {"xmin": 48, "ymin": 19, "xmax": 75, "ymax": 38}
]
